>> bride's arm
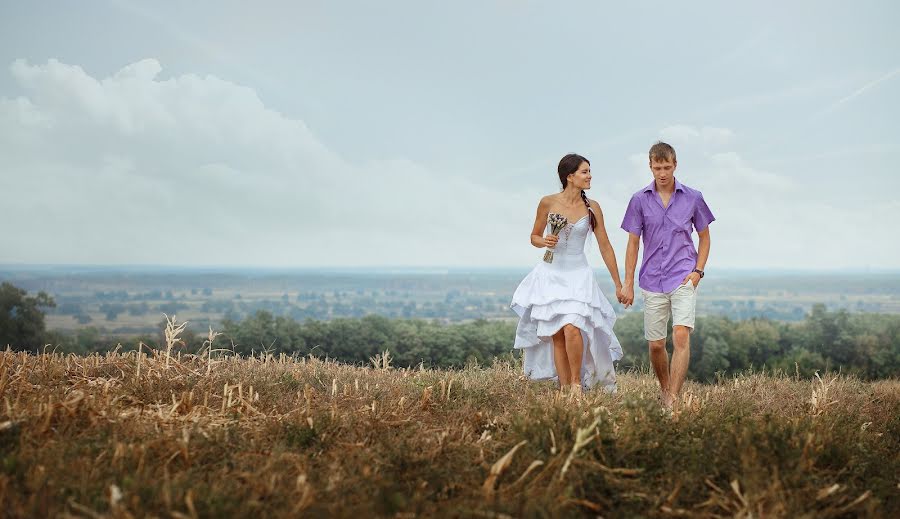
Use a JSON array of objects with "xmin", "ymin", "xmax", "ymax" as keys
[
  {"xmin": 589, "ymin": 200, "xmax": 623, "ymax": 290},
  {"xmin": 530, "ymin": 196, "xmax": 555, "ymax": 248}
]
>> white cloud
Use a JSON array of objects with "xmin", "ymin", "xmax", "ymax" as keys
[
  {"xmin": 626, "ymin": 124, "xmax": 896, "ymax": 269},
  {"xmin": 706, "ymin": 152, "xmax": 792, "ymax": 191},
  {"xmin": 659, "ymin": 125, "xmax": 734, "ymax": 149},
  {"xmin": 1, "ymin": 61, "xmax": 895, "ymax": 270},
  {"xmin": 0, "ymin": 58, "xmax": 531, "ymax": 267}
]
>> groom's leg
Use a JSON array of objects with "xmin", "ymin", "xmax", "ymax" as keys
[
  {"xmin": 669, "ymin": 283, "xmax": 698, "ymax": 400},
  {"xmin": 670, "ymin": 326, "xmax": 690, "ymax": 399},
  {"xmin": 643, "ymin": 289, "xmax": 671, "ymax": 397},
  {"xmin": 648, "ymin": 338, "xmax": 669, "ymax": 395}
]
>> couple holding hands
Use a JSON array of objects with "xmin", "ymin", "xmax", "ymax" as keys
[{"xmin": 511, "ymin": 142, "xmax": 715, "ymax": 408}]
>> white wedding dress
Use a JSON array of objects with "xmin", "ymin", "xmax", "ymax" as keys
[{"xmin": 510, "ymin": 210, "xmax": 623, "ymax": 392}]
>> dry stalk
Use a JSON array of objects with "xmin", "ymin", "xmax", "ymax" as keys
[
  {"xmin": 483, "ymin": 440, "xmax": 527, "ymax": 497},
  {"xmin": 559, "ymin": 415, "xmax": 601, "ymax": 480},
  {"xmin": 508, "ymin": 460, "xmax": 544, "ymax": 488},
  {"xmin": 369, "ymin": 349, "xmax": 392, "ymax": 371},
  {"xmin": 163, "ymin": 314, "xmax": 188, "ymax": 371},
  {"xmin": 136, "ymin": 342, "xmax": 145, "ymax": 381},
  {"xmin": 810, "ymin": 371, "xmax": 839, "ymax": 416},
  {"xmin": 202, "ymin": 326, "xmax": 223, "ymax": 376}
]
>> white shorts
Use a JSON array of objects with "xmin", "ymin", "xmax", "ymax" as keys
[{"xmin": 642, "ymin": 282, "xmax": 697, "ymax": 341}]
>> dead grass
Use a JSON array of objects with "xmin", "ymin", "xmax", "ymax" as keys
[{"xmin": 0, "ymin": 343, "xmax": 897, "ymax": 518}]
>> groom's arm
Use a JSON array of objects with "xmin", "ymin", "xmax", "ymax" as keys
[
  {"xmin": 619, "ymin": 194, "xmax": 643, "ymax": 308},
  {"xmin": 692, "ymin": 193, "xmax": 714, "ymax": 275},
  {"xmin": 695, "ymin": 227, "xmax": 710, "ymax": 272},
  {"xmin": 622, "ymin": 233, "xmax": 640, "ymax": 307},
  {"xmin": 624, "ymin": 233, "xmax": 640, "ymax": 286},
  {"xmin": 683, "ymin": 227, "xmax": 710, "ymax": 287}
]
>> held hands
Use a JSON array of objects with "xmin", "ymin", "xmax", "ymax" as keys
[
  {"xmin": 543, "ymin": 234, "xmax": 559, "ymax": 248},
  {"xmin": 617, "ymin": 283, "xmax": 634, "ymax": 308}
]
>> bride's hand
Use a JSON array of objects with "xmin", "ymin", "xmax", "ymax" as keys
[
  {"xmin": 618, "ymin": 284, "xmax": 634, "ymax": 308},
  {"xmin": 543, "ymin": 235, "xmax": 558, "ymax": 248}
]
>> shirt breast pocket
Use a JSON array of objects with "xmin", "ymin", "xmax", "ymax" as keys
[{"xmin": 669, "ymin": 206, "xmax": 694, "ymax": 233}]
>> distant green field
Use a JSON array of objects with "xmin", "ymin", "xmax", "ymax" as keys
[{"xmin": 5, "ymin": 267, "xmax": 900, "ymax": 335}]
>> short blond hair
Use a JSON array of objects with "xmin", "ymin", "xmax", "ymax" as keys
[{"xmin": 649, "ymin": 141, "xmax": 676, "ymax": 163}]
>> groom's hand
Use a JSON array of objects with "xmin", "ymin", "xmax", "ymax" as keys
[
  {"xmin": 682, "ymin": 272, "xmax": 701, "ymax": 288},
  {"xmin": 619, "ymin": 283, "xmax": 634, "ymax": 308}
]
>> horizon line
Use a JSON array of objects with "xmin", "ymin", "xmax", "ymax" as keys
[{"xmin": 1, "ymin": 263, "xmax": 899, "ymax": 274}]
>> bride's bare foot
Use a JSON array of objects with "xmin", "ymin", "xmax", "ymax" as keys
[
  {"xmin": 568, "ymin": 384, "xmax": 583, "ymax": 401},
  {"xmin": 556, "ymin": 383, "xmax": 568, "ymax": 399}
]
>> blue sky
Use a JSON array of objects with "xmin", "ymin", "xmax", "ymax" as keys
[{"xmin": 1, "ymin": 1, "xmax": 898, "ymax": 269}]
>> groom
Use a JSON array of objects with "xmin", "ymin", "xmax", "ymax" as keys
[{"xmin": 618, "ymin": 142, "xmax": 715, "ymax": 408}]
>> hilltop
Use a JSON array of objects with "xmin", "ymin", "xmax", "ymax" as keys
[{"xmin": 0, "ymin": 349, "xmax": 897, "ymax": 517}]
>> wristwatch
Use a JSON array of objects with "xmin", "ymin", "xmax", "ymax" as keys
[{"xmin": 692, "ymin": 268, "xmax": 705, "ymax": 278}]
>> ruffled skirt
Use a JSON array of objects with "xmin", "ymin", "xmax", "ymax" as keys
[{"xmin": 510, "ymin": 252, "xmax": 622, "ymax": 392}]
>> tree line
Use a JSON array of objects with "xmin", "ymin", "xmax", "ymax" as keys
[{"xmin": 2, "ymin": 282, "xmax": 898, "ymax": 380}]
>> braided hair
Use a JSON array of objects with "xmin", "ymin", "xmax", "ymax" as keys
[
  {"xmin": 579, "ymin": 189, "xmax": 596, "ymax": 230},
  {"xmin": 557, "ymin": 153, "xmax": 596, "ymax": 230}
]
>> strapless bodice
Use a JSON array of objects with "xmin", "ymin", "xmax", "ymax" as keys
[{"xmin": 545, "ymin": 213, "xmax": 591, "ymax": 256}]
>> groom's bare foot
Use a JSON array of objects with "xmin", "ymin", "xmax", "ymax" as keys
[{"xmin": 661, "ymin": 391, "xmax": 675, "ymax": 410}]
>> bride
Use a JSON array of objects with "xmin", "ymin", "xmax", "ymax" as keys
[{"xmin": 511, "ymin": 153, "xmax": 625, "ymax": 396}]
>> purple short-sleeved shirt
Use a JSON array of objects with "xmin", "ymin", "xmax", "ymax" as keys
[{"xmin": 620, "ymin": 179, "xmax": 715, "ymax": 294}]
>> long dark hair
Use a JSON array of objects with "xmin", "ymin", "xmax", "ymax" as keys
[{"xmin": 557, "ymin": 153, "xmax": 596, "ymax": 230}]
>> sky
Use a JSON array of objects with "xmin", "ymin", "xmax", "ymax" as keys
[{"xmin": 0, "ymin": 1, "xmax": 898, "ymax": 270}]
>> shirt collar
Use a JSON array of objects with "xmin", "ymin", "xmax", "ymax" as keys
[{"xmin": 644, "ymin": 178, "xmax": 684, "ymax": 193}]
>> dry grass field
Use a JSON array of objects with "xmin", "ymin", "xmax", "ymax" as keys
[{"xmin": 0, "ymin": 338, "xmax": 897, "ymax": 518}]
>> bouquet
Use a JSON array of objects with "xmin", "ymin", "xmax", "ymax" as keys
[{"xmin": 543, "ymin": 213, "xmax": 568, "ymax": 263}]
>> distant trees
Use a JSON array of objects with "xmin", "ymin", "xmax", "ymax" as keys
[
  {"xmin": 0, "ymin": 282, "xmax": 56, "ymax": 351},
  {"xmin": 198, "ymin": 306, "xmax": 900, "ymax": 379},
  {"xmin": 30, "ymin": 297, "xmax": 900, "ymax": 380},
  {"xmin": 617, "ymin": 304, "xmax": 900, "ymax": 380},
  {"xmin": 212, "ymin": 312, "xmax": 514, "ymax": 368},
  {"xmin": 100, "ymin": 303, "xmax": 127, "ymax": 321}
]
